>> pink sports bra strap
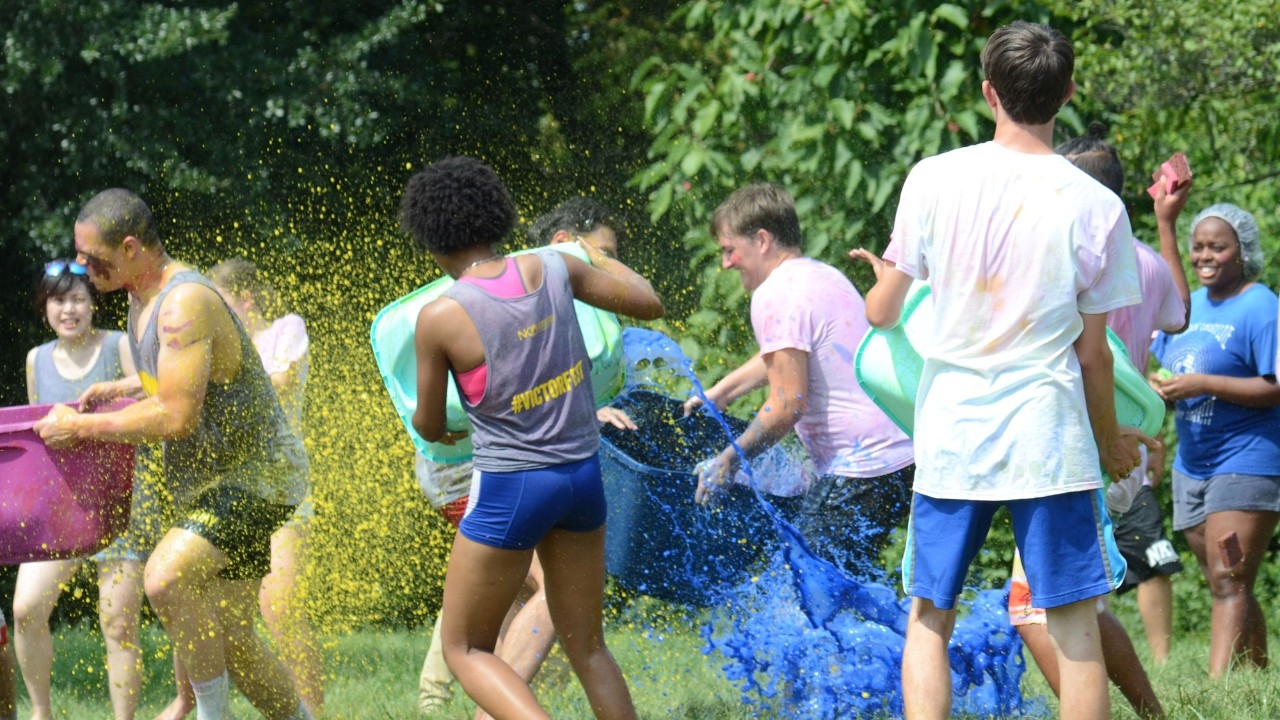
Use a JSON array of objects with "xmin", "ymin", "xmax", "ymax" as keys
[{"xmin": 456, "ymin": 257, "xmax": 527, "ymax": 298}]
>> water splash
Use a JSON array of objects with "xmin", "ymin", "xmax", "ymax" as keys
[{"xmin": 612, "ymin": 328, "xmax": 1034, "ymax": 718}]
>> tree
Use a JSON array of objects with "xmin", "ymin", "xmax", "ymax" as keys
[
  {"xmin": 1046, "ymin": 0, "xmax": 1280, "ymax": 288},
  {"xmin": 0, "ymin": 0, "xmax": 684, "ymax": 628},
  {"xmin": 629, "ymin": 0, "xmax": 1063, "ymax": 379}
]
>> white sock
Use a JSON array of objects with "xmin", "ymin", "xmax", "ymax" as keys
[{"xmin": 191, "ymin": 671, "xmax": 233, "ymax": 720}]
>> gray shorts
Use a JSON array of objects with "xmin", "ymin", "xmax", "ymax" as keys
[{"xmin": 1172, "ymin": 469, "xmax": 1280, "ymax": 531}]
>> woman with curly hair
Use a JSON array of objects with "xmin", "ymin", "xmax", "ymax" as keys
[
  {"xmin": 1151, "ymin": 203, "xmax": 1280, "ymax": 676},
  {"xmin": 400, "ymin": 156, "xmax": 662, "ymax": 719}
]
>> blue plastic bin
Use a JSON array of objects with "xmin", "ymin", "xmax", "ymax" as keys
[{"xmin": 599, "ymin": 390, "xmax": 781, "ymax": 606}]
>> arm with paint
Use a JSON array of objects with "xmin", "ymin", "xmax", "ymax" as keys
[
  {"xmin": 38, "ymin": 284, "xmax": 219, "ymax": 446},
  {"xmin": 694, "ymin": 348, "xmax": 808, "ymax": 505}
]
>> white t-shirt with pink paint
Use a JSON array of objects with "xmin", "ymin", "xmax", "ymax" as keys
[
  {"xmin": 1107, "ymin": 239, "xmax": 1185, "ymax": 372},
  {"xmin": 253, "ymin": 313, "xmax": 310, "ymax": 436},
  {"xmin": 750, "ymin": 257, "xmax": 914, "ymax": 479},
  {"xmin": 886, "ymin": 142, "xmax": 1140, "ymax": 501}
]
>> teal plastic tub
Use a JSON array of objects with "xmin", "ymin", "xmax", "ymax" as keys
[
  {"xmin": 855, "ymin": 282, "xmax": 1166, "ymax": 440},
  {"xmin": 371, "ymin": 243, "xmax": 624, "ymax": 463}
]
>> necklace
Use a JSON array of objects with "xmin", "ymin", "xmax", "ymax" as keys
[{"xmin": 462, "ymin": 255, "xmax": 502, "ymax": 274}]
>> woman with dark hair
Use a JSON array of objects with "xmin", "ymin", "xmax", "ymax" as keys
[
  {"xmin": 401, "ymin": 156, "xmax": 662, "ymax": 719},
  {"xmin": 17, "ymin": 259, "xmax": 147, "ymax": 720},
  {"xmin": 1151, "ymin": 203, "xmax": 1280, "ymax": 676}
]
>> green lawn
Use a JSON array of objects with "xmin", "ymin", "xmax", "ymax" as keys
[{"xmin": 20, "ymin": 599, "xmax": 1280, "ymax": 719}]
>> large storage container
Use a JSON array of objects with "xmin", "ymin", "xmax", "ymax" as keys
[
  {"xmin": 599, "ymin": 390, "xmax": 781, "ymax": 606},
  {"xmin": 0, "ymin": 402, "xmax": 135, "ymax": 564},
  {"xmin": 854, "ymin": 282, "xmax": 1166, "ymax": 438}
]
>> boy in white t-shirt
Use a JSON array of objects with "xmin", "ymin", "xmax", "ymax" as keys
[{"xmin": 852, "ymin": 21, "xmax": 1156, "ymax": 720}]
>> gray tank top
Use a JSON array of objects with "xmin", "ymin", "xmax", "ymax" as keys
[
  {"xmin": 32, "ymin": 331, "xmax": 126, "ymax": 404},
  {"xmin": 129, "ymin": 271, "xmax": 308, "ymax": 506},
  {"xmin": 443, "ymin": 249, "xmax": 598, "ymax": 472}
]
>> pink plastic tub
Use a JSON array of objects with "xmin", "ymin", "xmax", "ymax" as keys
[{"xmin": 0, "ymin": 401, "xmax": 135, "ymax": 564}]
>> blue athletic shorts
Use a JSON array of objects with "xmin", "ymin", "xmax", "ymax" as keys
[
  {"xmin": 459, "ymin": 453, "xmax": 607, "ymax": 550},
  {"xmin": 902, "ymin": 489, "xmax": 1125, "ymax": 610}
]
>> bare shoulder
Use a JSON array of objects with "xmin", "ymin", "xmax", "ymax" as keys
[
  {"xmin": 415, "ymin": 295, "xmax": 466, "ymax": 339},
  {"xmin": 155, "ymin": 282, "xmax": 229, "ymax": 351}
]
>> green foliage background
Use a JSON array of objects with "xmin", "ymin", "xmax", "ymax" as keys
[{"xmin": 1, "ymin": 0, "xmax": 1277, "ymax": 631}]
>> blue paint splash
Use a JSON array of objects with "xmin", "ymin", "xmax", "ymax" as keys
[{"xmin": 607, "ymin": 328, "xmax": 1036, "ymax": 718}]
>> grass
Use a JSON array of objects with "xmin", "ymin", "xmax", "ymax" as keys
[{"xmin": 19, "ymin": 599, "xmax": 1280, "ymax": 719}]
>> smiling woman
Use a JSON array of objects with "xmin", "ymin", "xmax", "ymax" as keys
[
  {"xmin": 1150, "ymin": 202, "xmax": 1280, "ymax": 679},
  {"xmin": 18, "ymin": 257, "xmax": 144, "ymax": 720}
]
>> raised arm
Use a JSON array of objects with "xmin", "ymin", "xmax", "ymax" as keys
[
  {"xmin": 1153, "ymin": 178, "xmax": 1191, "ymax": 331},
  {"xmin": 849, "ymin": 249, "xmax": 913, "ymax": 329},
  {"xmin": 562, "ymin": 245, "xmax": 664, "ymax": 321}
]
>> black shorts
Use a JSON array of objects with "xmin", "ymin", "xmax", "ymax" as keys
[
  {"xmin": 175, "ymin": 484, "xmax": 296, "ymax": 581},
  {"xmin": 773, "ymin": 464, "xmax": 914, "ymax": 580},
  {"xmin": 1113, "ymin": 485, "xmax": 1182, "ymax": 594}
]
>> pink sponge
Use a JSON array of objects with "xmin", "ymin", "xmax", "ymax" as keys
[{"xmin": 1147, "ymin": 152, "xmax": 1192, "ymax": 199}]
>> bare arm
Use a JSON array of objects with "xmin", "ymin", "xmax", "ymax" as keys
[
  {"xmin": 39, "ymin": 285, "xmax": 220, "ymax": 446},
  {"xmin": 1076, "ymin": 312, "xmax": 1158, "ymax": 480},
  {"xmin": 1151, "ymin": 372, "xmax": 1280, "ymax": 408},
  {"xmin": 25, "ymin": 348, "xmax": 37, "ymax": 405},
  {"xmin": 695, "ymin": 348, "xmax": 808, "ymax": 503},
  {"xmin": 683, "ymin": 354, "xmax": 768, "ymax": 415},
  {"xmin": 411, "ymin": 300, "xmax": 458, "ymax": 444},
  {"xmin": 1152, "ymin": 178, "xmax": 1191, "ymax": 331},
  {"xmin": 848, "ymin": 249, "xmax": 913, "ymax": 329},
  {"xmin": 563, "ymin": 247, "xmax": 664, "ymax": 321}
]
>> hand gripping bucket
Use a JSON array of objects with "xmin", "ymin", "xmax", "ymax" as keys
[
  {"xmin": 598, "ymin": 390, "xmax": 781, "ymax": 606},
  {"xmin": 0, "ymin": 401, "xmax": 136, "ymax": 564}
]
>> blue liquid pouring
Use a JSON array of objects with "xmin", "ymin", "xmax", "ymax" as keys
[{"xmin": 613, "ymin": 328, "xmax": 1037, "ymax": 718}]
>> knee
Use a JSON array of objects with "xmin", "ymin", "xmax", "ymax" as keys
[
  {"xmin": 12, "ymin": 591, "xmax": 53, "ymax": 629},
  {"xmin": 144, "ymin": 563, "xmax": 183, "ymax": 613},
  {"xmin": 99, "ymin": 608, "xmax": 137, "ymax": 645},
  {"xmin": 555, "ymin": 627, "xmax": 605, "ymax": 661},
  {"xmin": 1205, "ymin": 570, "xmax": 1251, "ymax": 600}
]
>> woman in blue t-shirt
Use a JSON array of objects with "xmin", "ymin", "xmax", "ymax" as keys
[{"xmin": 1151, "ymin": 203, "xmax": 1280, "ymax": 677}]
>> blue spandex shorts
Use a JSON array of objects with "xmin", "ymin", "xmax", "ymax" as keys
[
  {"xmin": 458, "ymin": 453, "xmax": 607, "ymax": 550},
  {"xmin": 902, "ymin": 488, "xmax": 1125, "ymax": 611}
]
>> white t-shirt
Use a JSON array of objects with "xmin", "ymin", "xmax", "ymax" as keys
[
  {"xmin": 750, "ymin": 257, "xmax": 914, "ymax": 478},
  {"xmin": 885, "ymin": 142, "xmax": 1140, "ymax": 501},
  {"xmin": 253, "ymin": 313, "xmax": 310, "ymax": 436}
]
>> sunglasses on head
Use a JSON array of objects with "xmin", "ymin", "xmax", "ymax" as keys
[{"xmin": 44, "ymin": 260, "xmax": 88, "ymax": 277}]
